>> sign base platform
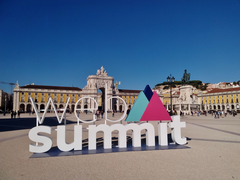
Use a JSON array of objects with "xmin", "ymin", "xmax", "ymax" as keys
[{"xmin": 30, "ymin": 143, "xmax": 190, "ymax": 158}]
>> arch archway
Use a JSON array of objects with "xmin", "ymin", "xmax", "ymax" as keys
[
  {"xmin": 27, "ymin": 104, "xmax": 32, "ymax": 112},
  {"xmin": 40, "ymin": 104, "xmax": 45, "ymax": 110},
  {"xmin": 20, "ymin": 104, "xmax": 25, "ymax": 112},
  {"xmin": 71, "ymin": 105, "xmax": 75, "ymax": 112},
  {"xmin": 119, "ymin": 105, "xmax": 123, "ymax": 112},
  {"xmin": 81, "ymin": 66, "xmax": 114, "ymax": 112}
]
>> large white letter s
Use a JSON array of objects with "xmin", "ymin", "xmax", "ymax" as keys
[{"xmin": 29, "ymin": 126, "xmax": 52, "ymax": 153}]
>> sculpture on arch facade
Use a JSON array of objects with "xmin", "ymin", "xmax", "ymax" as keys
[{"xmin": 96, "ymin": 66, "xmax": 108, "ymax": 76}]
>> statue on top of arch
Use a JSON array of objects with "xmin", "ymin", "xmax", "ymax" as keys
[{"xmin": 97, "ymin": 66, "xmax": 108, "ymax": 76}]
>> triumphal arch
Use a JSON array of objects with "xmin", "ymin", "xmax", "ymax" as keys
[
  {"xmin": 78, "ymin": 66, "xmax": 142, "ymax": 112},
  {"xmin": 81, "ymin": 66, "xmax": 115, "ymax": 111}
]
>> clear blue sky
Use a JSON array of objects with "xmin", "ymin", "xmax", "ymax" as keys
[{"xmin": 1, "ymin": 0, "xmax": 240, "ymax": 93}]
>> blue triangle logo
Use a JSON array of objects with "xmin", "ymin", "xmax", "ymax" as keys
[
  {"xmin": 125, "ymin": 91, "xmax": 149, "ymax": 122},
  {"xmin": 143, "ymin": 85, "xmax": 153, "ymax": 101}
]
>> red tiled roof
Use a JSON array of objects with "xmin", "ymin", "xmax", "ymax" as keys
[
  {"xmin": 20, "ymin": 85, "xmax": 82, "ymax": 91},
  {"xmin": 207, "ymin": 87, "xmax": 240, "ymax": 94}
]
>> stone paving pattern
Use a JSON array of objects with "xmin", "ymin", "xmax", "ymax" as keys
[{"xmin": 0, "ymin": 112, "xmax": 240, "ymax": 179}]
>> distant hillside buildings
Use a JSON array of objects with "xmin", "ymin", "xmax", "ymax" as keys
[{"xmin": 155, "ymin": 81, "xmax": 240, "ymax": 113}]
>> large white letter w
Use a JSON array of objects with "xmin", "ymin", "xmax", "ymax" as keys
[{"xmin": 30, "ymin": 97, "xmax": 70, "ymax": 125}]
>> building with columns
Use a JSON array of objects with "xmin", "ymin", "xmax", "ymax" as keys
[
  {"xmin": 198, "ymin": 87, "xmax": 240, "ymax": 112},
  {"xmin": 13, "ymin": 67, "xmax": 141, "ymax": 113},
  {"xmin": 14, "ymin": 66, "xmax": 238, "ymax": 114},
  {"xmin": 13, "ymin": 83, "xmax": 82, "ymax": 113}
]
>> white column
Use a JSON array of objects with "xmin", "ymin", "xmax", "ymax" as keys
[
  {"xmin": 117, "ymin": 98, "xmax": 119, "ymax": 111},
  {"xmin": 13, "ymin": 91, "xmax": 17, "ymax": 111}
]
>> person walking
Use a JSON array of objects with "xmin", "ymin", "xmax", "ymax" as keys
[
  {"xmin": 127, "ymin": 106, "xmax": 131, "ymax": 116},
  {"xmin": 13, "ymin": 111, "xmax": 16, "ymax": 118},
  {"xmin": 17, "ymin": 110, "xmax": 21, "ymax": 118},
  {"xmin": 10, "ymin": 110, "xmax": 13, "ymax": 119},
  {"xmin": 96, "ymin": 110, "xmax": 99, "ymax": 119}
]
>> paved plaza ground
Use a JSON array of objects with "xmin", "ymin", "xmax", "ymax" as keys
[{"xmin": 0, "ymin": 112, "xmax": 240, "ymax": 180}]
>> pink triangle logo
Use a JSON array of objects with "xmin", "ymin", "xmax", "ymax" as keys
[{"xmin": 140, "ymin": 92, "xmax": 172, "ymax": 121}]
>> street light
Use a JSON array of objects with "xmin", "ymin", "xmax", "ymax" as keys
[
  {"xmin": 4, "ymin": 94, "xmax": 7, "ymax": 116},
  {"xmin": 167, "ymin": 74, "xmax": 175, "ymax": 116}
]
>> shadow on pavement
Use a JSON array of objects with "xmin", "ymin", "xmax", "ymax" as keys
[{"xmin": 0, "ymin": 117, "xmax": 76, "ymax": 132}]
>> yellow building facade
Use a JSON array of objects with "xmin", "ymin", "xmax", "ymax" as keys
[
  {"xmin": 198, "ymin": 87, "xmax": 240, "ymax": 112},
  {"xmin": 13, "ymin": 84, "xmax": 141, "ymax": 113}
]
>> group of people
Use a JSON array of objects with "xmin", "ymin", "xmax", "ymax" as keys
[
  {"xmin": 96, "ymin": 110, "xmax": 104, "ymax": 119},
  {"xmin": 10, "ymin": 110, "xmax": 21, "ymax": 118},
  {"xmin": 212, "ymin": 110, "xmax": 237, "ymax": 118},
  {"xmin": 178, "ymin": 110, "xmax": 238, "ymax": 118}
]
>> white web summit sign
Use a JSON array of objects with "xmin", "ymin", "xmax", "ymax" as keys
[{"xmin": 29, "ymin": 84, "xmax": 189, "ymax": 158}]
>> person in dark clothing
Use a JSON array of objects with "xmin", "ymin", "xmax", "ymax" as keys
[
  {"xmin": 13, "ymin": 111, "xmax": 16, "ymax": 118},
  {"xmin": 127, "ymin": 106, "xmax": 131, "ymax": 116},
  {"xmin": 10, "ymin": 111, "xmax": 13, "ymax": 119},
  {"xmin": 18, "ymin": 110, "xmax": 21, "ymax": 118}
]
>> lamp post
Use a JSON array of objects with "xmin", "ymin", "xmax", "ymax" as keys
[
  {"xmin": 114, "ymin": 81, "xmax": 121, "ymax": 89},
  {"xmin": 167, "ymin": 74, "xmax": 175, "ymax": 116},
  {"xmin": 4, "ymin": 95, "xmax": 7, "ymax": 116}
]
